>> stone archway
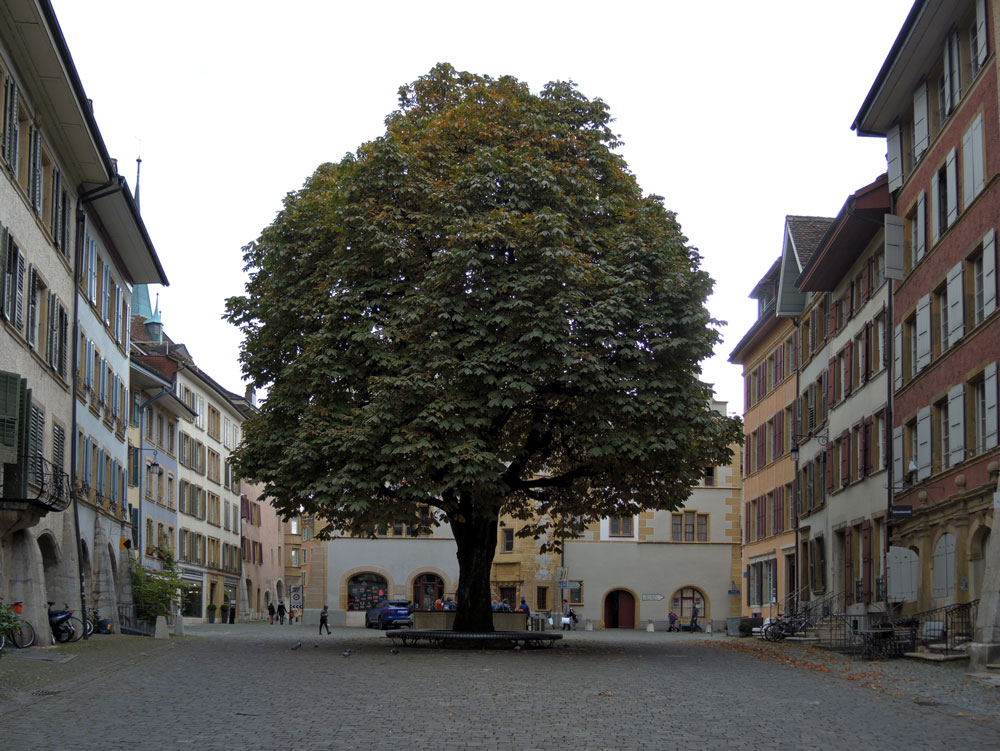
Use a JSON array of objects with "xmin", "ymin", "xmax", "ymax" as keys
[{"xmin": 602, "ymin": 589, "xmax": 636, "ymax": 629}]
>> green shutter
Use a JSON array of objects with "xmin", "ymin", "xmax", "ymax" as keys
[{"xmin": 0, "ymin": 369, "xmax": 22, "ymax": 464}]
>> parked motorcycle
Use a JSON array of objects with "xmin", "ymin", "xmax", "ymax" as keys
[{"xmin": 48, "ymin": 602, "xmax": 77, "ymax": 643}]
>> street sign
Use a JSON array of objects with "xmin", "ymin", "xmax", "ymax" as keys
[
  {"xmin": 890, "ymin": 505, "xmax": 913, "ymax": 519},
  {"xmin": 641, "ymin": 594, "xmax": 664, "ymax": 601},
  {"xmin": 559, "ymin": 581, "xmax": 581, "ymax": 590}
]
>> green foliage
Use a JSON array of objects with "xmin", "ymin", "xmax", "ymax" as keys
[
  {"xmin": 226, "ymin": 62, "xmax": 742, "ymax": 546},
  {"xmin": 129, "ymin": 554, "xmax": 182, "ymax": 620},
  {"xmin": 0, "ymin": 601, "xmax": 21, "ymax": 637}
]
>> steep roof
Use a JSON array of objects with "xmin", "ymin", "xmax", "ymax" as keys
[{"xmin": 785, "ymin": 216, "xmax": 835, "ymax": 268}]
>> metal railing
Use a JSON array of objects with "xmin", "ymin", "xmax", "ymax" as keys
[
  {"xmin": 117, "ymin": 604, "xmax": 156, "ymax": 637},
  {"xmin": 895, "ymin": 599, "xmax": 979, "ymax": 656},
  {"xmin": 1, "ymin": 454, "xmax": 72, "ymax": 513}
]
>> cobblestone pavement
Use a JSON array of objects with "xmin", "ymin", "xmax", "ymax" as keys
[{"xmin": 1, "ymin": 623, "xmax": 999, "ymax": 750}]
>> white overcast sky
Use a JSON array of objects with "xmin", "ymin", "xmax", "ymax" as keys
[{"xmin": 51, "ymin": 0, "xmax": 914, "ymax": 414}]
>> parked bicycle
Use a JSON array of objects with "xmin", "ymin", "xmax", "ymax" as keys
[
  {"xmin": 762, "ymin": 611, "xmax": 815, "ymax": 642},
  {"xmin": 0, "ymin": 601, "xmax": 36, "ymax": 650},
  {"xmin": 84, "ymin": 606, "xmax": 101, "ymax": 637}
]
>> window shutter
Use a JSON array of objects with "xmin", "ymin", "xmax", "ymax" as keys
[
  {"xmin": 946, "ymin": 147, "xmax": 958, "ymax": 227},
  {"xmin": 844, "ymin": 527, "xmax": 853, "ymax": 604},
  {"xmin": 861, "ymin": 520, "xmax": 872, "ymax": 604},
  {"xmin": 893, "ymin": 426, "xmax": 904, "ymax": 490},
  {"xmin": 930, "ymin": 170, "xmax": 940, "ymax": 244},
  {"xmin": 893, "ymin": 324, "xmax": 903, "ymax": 389},
  {"xmin": 916, "ymin": 405, "xmax": 931, "ymax": 480},
  {"xmin": 827, "ymin": 358, "xmax": 836, "ymax": 407},
  {"xmin": 915, "ymin": 190, "xmax": 926, "ymax": 262},
  {"xmin": 841, "ymin": 431, "xmax": 850, "ymax": 486},
  {"xmin": 976, "ymin": 0, "xmax": 988, "ymax": 67},
  {"xmin": 25, "ymin": 266, "xmax": 37, "ymax": 348},
  {"xmin": 862, "ymin": 322, "xmax": 871, "ymax": 381},
  {"xmin": 887, "ymin": 124, "xmax": 903, "ymax": 190},
  {"xmin": 825, "ymin": 444, "xmax": 834, "ymax": 493},
  {"xmin": 912, "ymin": 82, "xmax": 928, "ymax": 161},
  {"xmin": 844, "ymin": 345, "xmax": 853, "ymax": 396},
  {"xmin": 0, "ymin": 370, "xmax": 22, "ymax": 465},
  {"xmin": 963, "ymin": 123, "xmax": 976, "ymax": 210},
  {"xmin": 972, "ymin": 114, "xmax": 984, "ymax": 202},
  {"xmin": 884, "ymin": 215, "xmax": 904, "ymax": 279},
  {"xmin": 58, "ymin": 305, "xmax": 68, "ymax": 377},
  {"xmin": 13, "ymin": 248, "xmax": 25, "ymax": 330},
  {"xmin": 859, "ymin": 418, "xmax": 869, "ymax": 477},
  {"xmin": 916, "ymin": 294, "xmax": 931, "ymax": 371},
  {"xmin": 946, "ymin": 261, "xmax": 964, "ymax": 347},
  {"xmin": 948, "ymin": 383, "xmax": 965, "ymax": 467},
  {"xmin": 983, "ymin": 228, "xmax": 996, "ymax": 318},
  {"xmin": 985, "ymin": 362, "xmax": 998, "ymax": 450},
  {"xmin": 943, "ymin": 40, "xmax": 954, "ymax": 115}
]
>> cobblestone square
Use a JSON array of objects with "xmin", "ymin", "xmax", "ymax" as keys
[{"xmin": 2, "ymin": 624, "xmax": 999, "ymax": 750}]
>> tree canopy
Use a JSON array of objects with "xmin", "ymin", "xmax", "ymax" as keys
[{"xmin": 226, "ymin": 63, "xmax": 742, "ymax": 630}]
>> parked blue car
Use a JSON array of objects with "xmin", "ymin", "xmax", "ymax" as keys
[{"xmin": 365, "ymin": 599, "xmax": 412, "ymax": 630}]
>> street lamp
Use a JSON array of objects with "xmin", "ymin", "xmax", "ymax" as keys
[{"xmin": 789, "ymin": 430, "xmax": 829, "ymax": 464}]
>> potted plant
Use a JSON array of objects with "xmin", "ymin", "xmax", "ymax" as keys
[{"xmin": 206, "ymin": 603, "xmax": 217, "ymax": 623}]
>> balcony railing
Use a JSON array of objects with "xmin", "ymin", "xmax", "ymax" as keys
[{"xmin": 1, "ymin": 454, "xmax": 72, "ymax": 513}]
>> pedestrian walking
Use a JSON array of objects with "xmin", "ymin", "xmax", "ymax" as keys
[
  {"xmin": 320, "ymin": 605, "xmax": 331, "ymax": 635},
  {"xmin": 689, "ymin": 604, "xmax": 701, "ymax": 632},
  {"xmin": 277, "ymin": 600, "xmax": 287, "ymax": 625},
  {"xmin": 267, "ymin": 602, "xmax": 276, "ymax": 625},
  {"xmin": 668, "ymin": 610, "xmax": 679, "ymax": 631}
]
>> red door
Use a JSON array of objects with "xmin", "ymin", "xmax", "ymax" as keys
[{"xmin": 603, "ymin": 590, "xmax": 636, "ymax": 628}]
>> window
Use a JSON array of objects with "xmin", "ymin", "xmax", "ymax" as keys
[
  {"xmin": 907, "ymin": 190, "xmax": 926, "ymax": 268},
  {"xmin": 347, "ymin": 573, "xmax": 388, "ymax": 610},
  {"xmin": 207, "ymin": 405, "xmax": 221, "ymax": 440},
  {"xmin": 934, "ymin": 283, "xmax": 949, "ymax": 356},
  {"xmin": 939, "ymin": 31, "xmax": 961, "ymax": 122},
  {"xmin": 536, "ymin": 586, "xmax": 548, "ymax": 611},
  {"xmin": 502, "ymin": 528, "xmax": 514, "ymax": 551},
  {"xmin": 702, "ymin": 467, "xmax": 715, "ymax": 486},
  {"xmin": 931, "ymin": 150, "xmax": 958, "ymax": 244},
  {"xmin": 609, "ymin": 516, "xmax": 633, "ymax": 537},
  {"xmin": 972, "ymin": 0, "xmax": 988, "ymax": 77},
  {"xmin": 568, "ymin": 582, "xmax": 583, "ymax": 605},
  {"xmin": 671, "ymin": 511, "xmax": 708, "ymax": 542},
  {"xmin": 962, "ymin": 113, "xmax": 985, "ymax": 209},
  {"xmin": 935, "ymin": 398, "xmax": 951, "ymax": 472},
  {"xmin": 809, "ymin": 537, "xmax": 826, "ymax": 593}
]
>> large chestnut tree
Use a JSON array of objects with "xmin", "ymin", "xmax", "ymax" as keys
[{"xmin": 226, "ymin": 64, "xmax": 741, "ymax": 632}]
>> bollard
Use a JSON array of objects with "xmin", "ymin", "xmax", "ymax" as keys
[
  {"xmin": 154, "ymin": 615, "xmax": 169, "ymax": 640},
  {"xmin": 174, "ymin": 614, "xmax": 185, "ymax": 636},
  {"xmin": 646, "ymin": 619, "xmax": 655, "ymax": 632},
  {"xmin": 706, "ymin": 621, "xmax": 713, "ymax": 636},
  {"xmin": 585, "ymin": 618, "xmax": 594, "ymax": 631}
]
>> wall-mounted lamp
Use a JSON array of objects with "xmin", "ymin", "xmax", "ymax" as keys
[{"xmin": 789, "ymin": 430, "xmax": 829, "ymax": 463}]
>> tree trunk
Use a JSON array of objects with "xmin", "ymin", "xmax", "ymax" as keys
[{"xmin": 450, "ymin": 500, "xmax": 499, "ymax": 632}]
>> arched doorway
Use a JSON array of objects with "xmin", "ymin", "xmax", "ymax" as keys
[
  {"xmin": 603, "ymin": 589, "xmax": 636, "ymax": 629},
  {"xmin": 412, "ymin": 573, "xmax": 443, "ymax": 609},
  {"xmin": 347, "ymin": 573, "xmax": 388, "ymax": 611},
  {"xmin": 671, "ymin": 586, "xmax": 706, "ymax": 628}
]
